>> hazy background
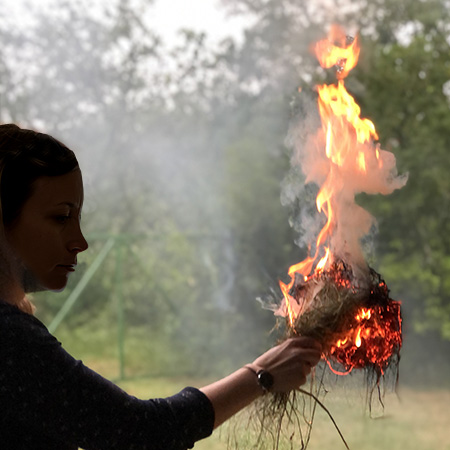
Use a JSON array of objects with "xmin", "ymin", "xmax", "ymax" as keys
[{"xmin": 1, "ymin": 0, "xmax": 449, "ymax": 391}]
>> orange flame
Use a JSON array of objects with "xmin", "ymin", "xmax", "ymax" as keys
[
  {"xmin": 317, "ymin": 80, "xmax": 379, "ymax": 172},
  {"xmin": 314, "ymin": 25, "xmax": 360, "ymax": 79},
  {"xmin": 281, "ymin": 25, "xmax": 381, "ymax": 326},
  {"xmin": 279, "ymin": 26, "xmax": 402, "ymax": 376},
  {"xmin": 316, "ymin": 247, "xmax": 330, "ymax": 273}
]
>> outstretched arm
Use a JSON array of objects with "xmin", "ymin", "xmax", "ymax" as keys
[{"xmin": 200, "ymin": 336, "xmax": 322, "ymax": 428}]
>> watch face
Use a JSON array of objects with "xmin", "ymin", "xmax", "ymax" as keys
[{"xmin": 257, "ymin": 369, "xmax": 274, "ymax": 391}]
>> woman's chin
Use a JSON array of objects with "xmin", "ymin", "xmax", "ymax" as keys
[
  {"xmin": 49, "ymin": 284, "xmax": 68, "ymax": 293},
  {"xmin": 22, "ymin": 270, "xmax": 68, "ymax": 293},
  {"xmin": 25, "ymin": 282, "xmax": 68, "ymax": 294}
]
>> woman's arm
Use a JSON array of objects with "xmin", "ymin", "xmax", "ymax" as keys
[
  {"xmin": 0, "ymin": 301, "xmax": 320, "ymax": 447},
  {"xmin": 200, "ymin": 336, "xmax": 322, "ymax": 428},
  {"xmin": 0, "ymin": 302, "xmax": 214, "ymax": 450}
]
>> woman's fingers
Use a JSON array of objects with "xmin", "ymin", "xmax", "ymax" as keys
[
  {"xmin": 286, "ymin": 336, "xmax": 322, "ymax": 352},
  {"xmin": 283, "ymin": 338, "xmax": 322, "ymax": 366},
  {"xmin": 250, "ymin": 336, "xmax": 323, "ymax": 393},
  {"xmin": 300, "ymin": 347, "xmax": 322, "ymax": 366}
]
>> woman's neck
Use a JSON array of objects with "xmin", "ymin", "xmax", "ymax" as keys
[{"xmin": 0, "ymin": 279, "xmax": 33, "ymax": 314}]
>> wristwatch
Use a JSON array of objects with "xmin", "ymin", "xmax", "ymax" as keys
[
  {"xmin": 256, "ymin": 369, "xmax": 274, "ymax": 392},
  {"xmin": 244, "ymin": 365, "xmax": 274, "ymax": 393}
]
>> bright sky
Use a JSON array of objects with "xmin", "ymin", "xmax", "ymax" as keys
[
  {"xmin": 2, "ymin": 0, "xmax": 249, "ymax": 46},
  {"xmin": 149, "ymin": 0, "xmax": 249, "ymax": 45}
]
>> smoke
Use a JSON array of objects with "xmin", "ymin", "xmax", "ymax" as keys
[{"xmin": 282, "ymin": 88, "xmax": 408, "ymax": 275}]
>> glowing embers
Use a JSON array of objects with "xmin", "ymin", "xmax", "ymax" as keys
[
  {"xmin": 328, "ymin": 301, "xmax": 402, "ymax": 376},
  {"xmin": 285, "ymin": 261, "xmax": 402, "ymax": 378}
]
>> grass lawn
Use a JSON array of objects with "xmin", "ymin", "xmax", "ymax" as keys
[{"xmin": 116, "ymin": 375, "xmax": 450, "ymax": 450}]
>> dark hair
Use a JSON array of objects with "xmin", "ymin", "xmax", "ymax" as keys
[{"xmin": 0, "ymin": 124, "xmax": 79, "ymax": 226}]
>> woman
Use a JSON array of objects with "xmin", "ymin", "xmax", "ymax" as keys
[{"xmin": 0, "ymin": 123, "xmax": 322, "ymax": 450}]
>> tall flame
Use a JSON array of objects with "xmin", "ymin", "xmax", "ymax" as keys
[{"xmin": 279, "ymin": 25, "xmax": 407, "ymax": 343}]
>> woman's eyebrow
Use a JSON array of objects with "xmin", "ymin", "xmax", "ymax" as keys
[{"xmin": 55, "ymin": 201, "xmax": 79, "ymax": 208}]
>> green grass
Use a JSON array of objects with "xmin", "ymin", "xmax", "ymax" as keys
[{"xmin": 114, "ymin": 376, "xmax": 450, "ymax": 450}]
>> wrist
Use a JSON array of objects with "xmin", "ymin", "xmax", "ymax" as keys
[{"xmin": 243, "ymin": 364, "xmax": 274, "ymax": 394}]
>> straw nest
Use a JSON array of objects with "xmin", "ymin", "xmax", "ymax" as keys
[{"xmin": 286, "ymin": 261, "xmax": 393, "ymax": 353}]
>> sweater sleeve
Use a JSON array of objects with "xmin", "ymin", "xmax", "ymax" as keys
[{"xmin": 0, "ymin": 303, "xmax": 215, "ymax": 450}]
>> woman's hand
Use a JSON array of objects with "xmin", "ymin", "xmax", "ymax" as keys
[
  {"xmin": 200, "ymin": 336, "xmax": 322, "ymax": 428},
  {"xmin": 247, "ymin": 337, "xmax": 322, "ymax": 393}
]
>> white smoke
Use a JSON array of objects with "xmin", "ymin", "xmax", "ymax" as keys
[{"xmin": 282, "ymin": 91, "xmax": 408, "ymax": 275}]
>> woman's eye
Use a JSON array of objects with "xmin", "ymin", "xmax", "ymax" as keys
[{"xmin": 55, "ymin": 215, "xmax": 70, "ymax": 224}]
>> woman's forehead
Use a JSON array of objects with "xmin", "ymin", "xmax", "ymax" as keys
[{"xmin": 30, "ymin": 170, "xmax": 84, "ymax": 209}]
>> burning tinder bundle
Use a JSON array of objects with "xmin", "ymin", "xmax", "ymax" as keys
[
  {"xmin": 239, "ymin": 25, "xmax": 408, "ymax": 450},
  {"xmin": 276, "ymin": 24, "xmax": 407, "ymax": 377},
  {"xmin": 285, "ymin": 261, "xmax": 402, "ymax": 378}
]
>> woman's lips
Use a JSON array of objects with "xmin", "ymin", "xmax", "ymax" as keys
[{"xmin": 57, "ymin": 264, "xmax": 76, "ymax": 272}]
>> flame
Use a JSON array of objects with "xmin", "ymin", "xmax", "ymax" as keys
[
  {"xmin": 334, "ymin": 308, "xmax": 371, "ymax": 349},
  {"xmin": 314, "ymin": 25, "xmax": 360, "ymax": 79},
  {"xmin": 279, "ymin": 26, "xmax": 402, "ymax": 376},
  {"xmin": 280, "ymin": 25, "xmax": 381, "ymax": 325},
  {"xmin": 279, "ymin": 280, "xmax": 296, "ymax": 327},
  {"xmin": 317, "ymin": 80, "xmax": 379, "ymax": 172},
  {"xmin": 316, "ymin": 247, "xmax": 330, "ymax": 273}
]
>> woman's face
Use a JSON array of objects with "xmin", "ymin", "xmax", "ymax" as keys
[{"xmin": 6, "ymin": 169, "xmax": 88, "ymax": 292}]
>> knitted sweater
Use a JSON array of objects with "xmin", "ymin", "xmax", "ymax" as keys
[{"xmin": 0, "ymin": 301, "xmax": 214, "ymax": 450}]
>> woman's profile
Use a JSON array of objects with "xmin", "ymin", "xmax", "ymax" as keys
[{"xmin": 0, "ymin": 123, "xmax": 321, "ymax": 450}]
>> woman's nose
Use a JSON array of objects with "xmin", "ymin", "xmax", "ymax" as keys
[
  {"xmin": 68, "ymin": 225, "xmax": 89, "ymax": 253},
  {"xmin": 72, "ymin": 233, "xmax": 89, "ymax": 253}
]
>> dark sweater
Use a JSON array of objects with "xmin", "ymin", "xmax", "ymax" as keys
[{"xmin": 0, "ymin": 301, "xmax": 214, "ymax": 450}]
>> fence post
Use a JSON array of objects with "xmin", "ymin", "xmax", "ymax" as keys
[{"xmin": 115, "ymin": 240, "xmax": 126, "ymax": 380}]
